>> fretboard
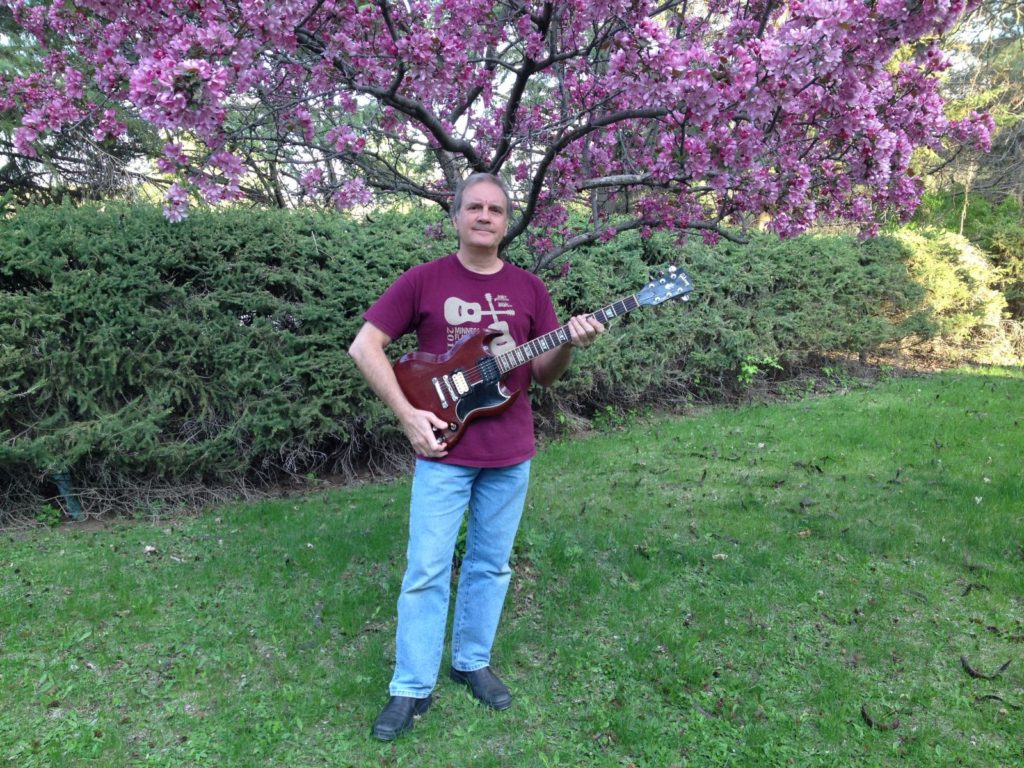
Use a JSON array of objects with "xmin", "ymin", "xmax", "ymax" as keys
[{"xmin": 494, "ymin": 294, "xmax": 641, "ymax": 374}]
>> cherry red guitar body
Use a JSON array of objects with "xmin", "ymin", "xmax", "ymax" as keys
[{"xmin": 393, "ymin": 330, "xmax": 519, "ymax": 449}]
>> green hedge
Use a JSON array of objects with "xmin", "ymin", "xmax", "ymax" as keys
[
  {"xmin": 535, "ymin": 229, "xmax": 933, "ymax": 418},
  {"xmin": 0, "ymin": 203, "xmax": 449, "ymax": 519},
  {"xmin": 916, "ymin": 190, "xmax": 1024, "ymax": 319},
  {"xmin": 895, "ymin": 227, "xmax": 1017, "ymax": 363},
  {"xmin": 1, "ymin": 203, "xmax": 949, "ymax": 520}
]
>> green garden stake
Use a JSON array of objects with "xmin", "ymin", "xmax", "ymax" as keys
[{"xmin": 53, "ymin": 471, "xmax": 84, "ymax": 521}]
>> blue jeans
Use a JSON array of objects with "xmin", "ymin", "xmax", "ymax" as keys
[{"xmin": 389, "ymin": 459, "xmax": 531, "ymax": 698}]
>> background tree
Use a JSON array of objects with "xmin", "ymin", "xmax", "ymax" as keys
[
  {"xmin": 937, "ymin": 0, "xmax": 1023, "ymax": 204},
  {"xmin": 1, "ymin": 0, "xmax": 992, "ymax": 268},
  {"xmin": 911, "ymin": 1, "xmax": 1024, "ymax": 317},
  {"xmin": 0, "ymin": 6, "xmax": 168, "ymax": 204}
]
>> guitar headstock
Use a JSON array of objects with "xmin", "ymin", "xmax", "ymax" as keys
[{"xmin": 636, "ymin": 266, "xmax": 694, "ymax": 307}]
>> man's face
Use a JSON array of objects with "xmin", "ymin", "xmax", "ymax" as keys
[{"xmin": 453, "ymin": 181, "xmax": 508, "ymax": 251}]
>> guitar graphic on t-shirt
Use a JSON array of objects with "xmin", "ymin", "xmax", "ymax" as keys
[
  {"xmin": 444, "ymin": 293, "xmax": 514, "ymax": 325},
  {"xmin": 445, "ymin": 293, "xmax": 516, "ymax": 354}
]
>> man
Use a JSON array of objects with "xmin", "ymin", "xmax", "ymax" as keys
[{"xmin": 348, "ymin": 173, "xmax": 604, "ymax": 741}]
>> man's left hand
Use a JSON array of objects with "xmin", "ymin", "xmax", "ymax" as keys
[{"xmin": 567, "ymin": 314, "xmax": 604, "ymax": 348}]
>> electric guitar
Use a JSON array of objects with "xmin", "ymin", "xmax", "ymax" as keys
[{"xmin": 393, "ymin": 266, "xmax": 694, "ymax": 448}]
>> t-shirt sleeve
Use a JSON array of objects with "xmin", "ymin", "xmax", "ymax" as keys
[{"xmin": 363, "ymin": 270, "xmax": 418, "ymax": 341}]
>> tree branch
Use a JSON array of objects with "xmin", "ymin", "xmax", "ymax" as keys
[
  {"xmin": 490, "ymin": 3, "xmax": 553, "ymax": 171},
  {"xmin": 507, "ymin": 106, "xmax": 672, "ymax": 243},
  {"xmin": 532, "ymin": 216, "xmax": 746, "ymax": 272},
  {"xmin": 295, "ymin": 27, "xmax": 486, "ymax": 169}
]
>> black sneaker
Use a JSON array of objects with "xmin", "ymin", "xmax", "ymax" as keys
[
  {"xmin": 371, "ymin": 694, "xmax": 433, "ymax": 741},
  {"xmin": 449, "ymin": 666, "xmax": 512, "ymax": 710}
]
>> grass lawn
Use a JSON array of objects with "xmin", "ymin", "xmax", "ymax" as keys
[{"xmin": 2, "ymin": 367, "xmax": 1022, "ymax": 767}]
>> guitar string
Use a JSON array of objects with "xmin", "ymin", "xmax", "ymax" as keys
[
  {"xmin": 458, "ymin": 321, "xmax": 579, "ymax": 385},
  {"xmin": 446, "ymin": 275, "xmax": 688, "ymax": 390},
  {"xmin": 458, "ymin": 300, "xmax": 628, "ymax": 385}
]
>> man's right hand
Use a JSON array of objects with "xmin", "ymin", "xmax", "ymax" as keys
[
  {"xmin": 399, "ymin": 408, "xmax": 450, "ymax": 458},
  {"xmin": 350, "ymin": 322, "xmax": 450, "ymax": 459}
]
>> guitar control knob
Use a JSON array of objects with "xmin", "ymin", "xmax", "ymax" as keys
[{"xmin": 449, "ymin": 422, "xmax": 459, "ymax": 432}]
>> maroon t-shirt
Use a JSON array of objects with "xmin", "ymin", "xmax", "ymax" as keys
[{"xmin": 364, "ymin": 253, "xmax": 561, "ymax": 467}]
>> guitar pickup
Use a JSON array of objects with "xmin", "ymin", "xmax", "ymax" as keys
[
  {"xmin": 431, "ymin": 378, "xmax": 449, "ymax": 409},
  {"xmin": 450, "ymin": 371, "xmax": 470, "ymax": 396}
]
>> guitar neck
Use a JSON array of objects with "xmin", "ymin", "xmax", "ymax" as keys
[{"xmin": 494, "ymin": 294, "xmax": 641, "ymax": 374}]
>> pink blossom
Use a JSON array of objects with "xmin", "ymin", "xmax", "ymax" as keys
[
  {"xmin": 300, "ymin": 168, "xmax": 324, "ymax": 196},
  {"xmin": 0, "ymin": 0, "xmax": 991, "ymax": 253},
  {"xmin": 91, "ymin": 109, "xmax": 126, "ymax": 142},
  {"xmin": 163, "ymin": 183, "xmax": 190, "ymax": 222},
  {"xmin": 332, "ymin": 177, "xmax": 373, "ymax": 210},
  {"xmin": 325, "ymin": 125, "xmax": 366, "ymax": 153}
]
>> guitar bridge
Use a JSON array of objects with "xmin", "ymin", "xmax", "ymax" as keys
[{"xmin": 431, "ymin": 378, "xmax": 449, "ymax": 409}]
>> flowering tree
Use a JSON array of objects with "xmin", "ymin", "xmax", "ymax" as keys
[
  {"xmin": 1, "ymin": 0, "xmax": 993, "ymax": 268},
  {"xmin": 939, "ymin": 0, "xmax": 1024, "ymax": 201},
  {"xmin": 1, "ymin": 5, "xmax": 160, "ymax": 206}
]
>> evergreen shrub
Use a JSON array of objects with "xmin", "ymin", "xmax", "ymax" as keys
[
  {"xmin": 0, "ymin": 203, "xmax": 449, "ymax": 520},
  {"xmin": 894, "ymin": 227, "xmax": 1019, "ymax": 364},
  {"xmin": 1, "ymin": 203, "xmax": 944, "ymax": 520},
  {"xmin": 916, "ymin": 190, "xmax": 1024, "ymax": 318},
  {"xmin": 534, "ymin": 229, "xmax": 933, "ymax": 421}
]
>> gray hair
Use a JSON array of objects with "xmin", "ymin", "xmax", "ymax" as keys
[{"xmin": 452, "ymin": 173, "xmax": 513, "ymax": 218}]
